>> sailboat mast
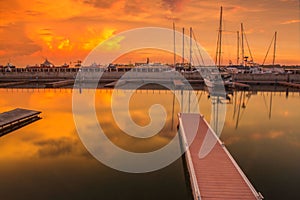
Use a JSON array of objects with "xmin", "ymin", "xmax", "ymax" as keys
[
  {"xmin": 173, "ymin": 22, "xmax": 176, "ymax": 67},
  {"xmin": 189, "ymin": 27, "xmax": 192, "ymax": 70},
  {"xmin": 218, "ymin": 6, "xmax": 223, "ymax": 68},
  {"xmin": 241, "ymin": 23, "xmax": 245, "ymax": 66},
  {"xmin": 237, "ymin": 31, "xmax": 240, "ymax": 65},
  {"xmin": 272, "ymin": 31, "xmax": 277, "ymax": 68},
  {"xmin": 182, "ymin": 28, "xmax": 185, "ymax": 64}
]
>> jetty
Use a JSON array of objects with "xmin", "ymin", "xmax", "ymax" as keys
[
  {"xmin": 232, "ymin": 82, "xmax": 251, "ymax": 89},
  {"xmin": 0, "ymin": 81, "xmax": 31, "ymax": 87},
  {"xmin": 45, "ymin": 80, "xmax": 74, "ymax": 88},
  {"xmin": 104, "ymin": 80, "xmax": 127, "ymax": 88},
  {"xmin": 0, "ymin": 108, "xmax": 41, "ymax": 137},
  {"xmin": 179, "ymin": 113, "xmax": 263, "ymax": 200},
  {"xmin": 278, "ymin": 81, "xmax": 300, "ymax": 89}
]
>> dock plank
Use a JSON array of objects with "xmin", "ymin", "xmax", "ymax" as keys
[
  {"xmin": 0, "ymin": 108, "xmax": 41, "ymax": 136},
  {"xmin": 179, "ymin": 113, "xmax": 262, "ymax": 200}
]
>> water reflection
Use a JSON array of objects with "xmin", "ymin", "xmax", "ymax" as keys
[
  {"xmin": 221, "ymin": 90, "xmax": 300, "ymax": 200},
  {"xmin": 0, "ymin": 88, "xmax": 191, "ymax": 200},
  {"xmin": 0, "ymin": 89, "xmax": 299, "ymax": 199}
]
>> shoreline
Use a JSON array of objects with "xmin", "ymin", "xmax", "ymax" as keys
[
  {"xmin": 1, "ymin": 69, "xmax": 300, "ymax": 91},
  {"xmin": 0, "ymin": 81, "xmax": 299, "ymax": 93}
]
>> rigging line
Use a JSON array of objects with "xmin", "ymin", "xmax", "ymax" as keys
[
  {"xmin": 191, "ymin": 40, "xmax": 202, "ymax": 66},
  {"xmin": 187, "ymin": 34, "xmax": 200, "ymax": 66},
  {"xmin": 244, "ymin": 32, "xmax": 254, "ymax": 62},
  {"xmin": 191, "ymin": 51, "xmax": 200, "ymax": 67},
  {"xmin": 262, "ymin": 34, "xmax": 275, "ymax": 65},
  {"xmin": 192, "ymin": 30, "xmax": 205, "ymax": 66},
  {"xmin": 184, "ymin": 35, "xmax": 195, "ymax": 67}
]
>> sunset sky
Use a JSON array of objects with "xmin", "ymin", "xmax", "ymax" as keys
[{"xmin": 0, "ymin": 0, "xmax": 299, "ymax": 67}]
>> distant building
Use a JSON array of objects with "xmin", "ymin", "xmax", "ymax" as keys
[
  {"xmin": 74, "ymin": 60, "xmax": 82, "ymax": 67},
  {"xmin": 40, "ymin": 59, "xmax": 54, "ymax": 68},
  {"xmin": 2, "ymin": 62, "xmax": 16, "ymax": 72},
  {"xmin": 56, "ymin": 63, "xmax": 69, "ymax": 68}
]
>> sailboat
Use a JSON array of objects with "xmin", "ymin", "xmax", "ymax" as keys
[{"xmin": 204, "ymin": 6, "xmax": 232, "ymax": 88}]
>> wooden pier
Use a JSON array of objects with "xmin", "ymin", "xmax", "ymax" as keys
[
  {"xmin": 45, "ymin": 80, "xmax": 74, "ymax": 88},
  {"xmin": 104, "ymin": 80, "xmax": 127, "ymax": 88},
  {"xmin": 0, "ymin": 108, "xmax": 41, "ymax": 137},
  {"xmin": 278, "ymin": 81, "xmax": 300, "ymax": 88},
  {"xmin": 232, "ymin": 82, "xmax": 251, "ymax": 89},
  {"xmin": 0, "ymin": 81, "xmax": 31, "ymax": 87},
  {"xmin": 179, "ymin": 113, "xmax": 263, "ymax": 200}
]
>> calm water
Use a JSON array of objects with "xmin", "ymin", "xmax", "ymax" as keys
[{"xmin": 0, "ymin": 88, "xmax": 299, "ymax": 200}]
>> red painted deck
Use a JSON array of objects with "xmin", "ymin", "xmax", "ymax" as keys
[{"xmin": 179, "ymin": 113, "xmax": 263, "ymax": 200}]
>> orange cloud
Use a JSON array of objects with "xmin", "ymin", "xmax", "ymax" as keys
[
  {"xmin": 0, "ymin": 0, "xmax": 299, "ymax": 66},
  {"xmin": 281, "ymin": 19, "xmax": 300, "ymax": 25}
]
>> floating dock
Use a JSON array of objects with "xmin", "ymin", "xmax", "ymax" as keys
[
  {"xmin": 278, "ymin": 81, "xmax": 300, "ymax": 88},
  {"xmin": 179, "ymin": 113, "xmax": 263, "ymax": 200},
  {"xmin": 0, "ymin": 108, "xmax": 41, "ymax": 137},
  {"xmin": 45, "ymin": 80, "xmax": 74, "ymax": 88},
  {"xmin": 104, "ymin": 80, "xmax": 127, "ymax": 88},
  {"xmin": 232, "ymin": 82, "xmax": 251, "ymax": 89},
  {"xmin": 0, "ymin": 81, "xmax": 31, "ymax": 87}
]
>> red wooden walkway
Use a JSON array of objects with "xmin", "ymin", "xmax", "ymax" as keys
[{"xmin": 179, "ymin": 113, "xmax": 263, "ymax": 200}]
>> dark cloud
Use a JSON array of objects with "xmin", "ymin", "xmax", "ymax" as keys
[
  {"xmin": 161, "ymin": 0, "xmax": 190, "ymax": 12},
  {"xmin": 38, "ymin": 28, "xmax": 53, "ymax": 36},
  {"xmin": 25, "ymin": 10, "xmax": 42, "ymax": 16},
  {"xmin": 34, "ymin": 137, "xmax": 75, "ymax": 157},
  {"xmin": 33, "ymin": 136, "xmax": 90, "ymax": 158},
  {"xmin": 124, "ymin": 0, "xmax": 145, "ymax": 15},
  {"xmin": 0, "ymin": 22, "xmax": 41, "ymax": 57},
  {"xmin": 82, "ymin": 0, "xmax": 146, "ymax": 15},
  {"xmin": 164, "ymin": 15, "xmax": 180, "ymax": 22},
  {"xmin": 82, "ymin": 0, "xmax": 117, "ymax": 8}
]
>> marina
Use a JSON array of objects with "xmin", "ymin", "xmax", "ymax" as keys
[{"xmin": 0, "ymin": 1, "xmax": 299, "ymax": 199}]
